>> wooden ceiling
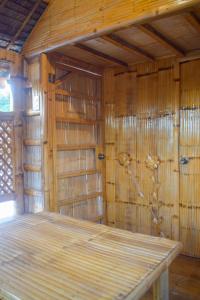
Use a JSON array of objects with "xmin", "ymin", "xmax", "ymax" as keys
[
  {"xmin": 0, "ymin": 0, "xmax": 48, "ymax": 52},
  {"xmin": 56, "ymin": 9, "xmax": 200, "ymax": 67}
]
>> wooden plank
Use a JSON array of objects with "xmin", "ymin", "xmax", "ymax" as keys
[
  {"xmin": 137, "ymin": 24, "xmax": 185, "ymax": 57},
  {"xmin": 23, "ymin": 0, "xmax": 200, "ymax": 57},
  {"xmin": 185, "ymin": 12, "xmax": 200, "ymax": 33},
  {"xmin": 153, "ymin": 269, "xmax": 169, "ymax": 300},
  {"xmin": 75, "ymin": 43, "xmax": 128, "ymax": 67},
  {"xmin": 101, "ymin": 34, "xmax": 154, "ymax": 62}
]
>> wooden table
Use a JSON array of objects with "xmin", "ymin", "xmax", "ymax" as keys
[{"xmin": 0, "ymin": 213, "xmax": 182, "ymax": 300}]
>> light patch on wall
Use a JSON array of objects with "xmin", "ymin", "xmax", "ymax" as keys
[{"xmin": 0, "ymin": 200, "xmax": 16, "ymax": 222}]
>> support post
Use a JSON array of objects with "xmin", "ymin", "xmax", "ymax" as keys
[{"xmin": 153, "ymin": 269, "xmax": 169, "ymax": 300}]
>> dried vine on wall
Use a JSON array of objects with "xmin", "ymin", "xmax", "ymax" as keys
[{"xmin": 145, "ymin": 154, "xmax": 164, "ymax": 237}]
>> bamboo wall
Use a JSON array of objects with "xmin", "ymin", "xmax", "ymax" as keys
[
  {"xmin": 104, "ymin": 58, "xmax": 200, "ymax": 257},
  {"xmin": 23, "ymin": 56, "xmax": 45, "ymax": 213},
  {"xmin": 48, "ymin": 63, "xmax": 104, "ymax": 223}
]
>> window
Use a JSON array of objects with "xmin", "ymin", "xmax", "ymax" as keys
[{"xmin": 0, "ymin": 78, "xmax": 13, "ymax": 112}]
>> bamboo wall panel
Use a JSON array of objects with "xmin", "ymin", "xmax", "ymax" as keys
[
  {"xmin": 180, "ymin": 59, "xmax": 200, "ymax": 256},
  {"xmin": 23, "ymin": 0, "xmax": 200, "ymax": 57},
  {"xmin": 57, "ymin": 149, "xmax": 95, "ymax": 173},
  {"xmin": 23, "ymin": 57, "xmax": 44, "ymax": 213},
  {"xmin": 50, "ymin": 66, "xmax": 104, "ymax": 222},
  {"xmin": 105, "ymin": 58, "xmax": 200, "ymax": 257},
  {"xmin": 104, "ymin": 61, "xmax": 179, "ymax": 244}
]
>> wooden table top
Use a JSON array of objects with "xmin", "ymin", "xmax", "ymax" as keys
[{"xmin": 0, "ymin": 213, "xmax": 182, "ymax": 300}]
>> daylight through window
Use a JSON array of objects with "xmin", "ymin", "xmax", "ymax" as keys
[{"xmin": 0, "ymin": 77, "xmax": 13, "ymax": 112}]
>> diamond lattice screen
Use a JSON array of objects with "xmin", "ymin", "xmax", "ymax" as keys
[{"xmin": 0, "ymin": 119, "xmax": 14, "ymax": 196}]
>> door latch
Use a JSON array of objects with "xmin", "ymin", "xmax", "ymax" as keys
[
  {"xmin": 98, "ymin": 153, "xmax": 105, "ymax": 160},
  {"xmin": 180, "ymin": 156, "xmax": 189, "ymax": 165}
]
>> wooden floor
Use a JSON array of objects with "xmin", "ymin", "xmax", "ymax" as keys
[{"xmin": 143, "ymin": 255, "xmax": 200, "ymax": 300}]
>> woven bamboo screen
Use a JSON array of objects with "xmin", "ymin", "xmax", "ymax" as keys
[{"xmin": 0, "ymin": 116, "xmax": 14, "ymax": 199}]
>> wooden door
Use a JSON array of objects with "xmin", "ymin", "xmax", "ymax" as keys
[{"xmin": 48, "ymin": 60, "xmax": 104, "ymax": 223}]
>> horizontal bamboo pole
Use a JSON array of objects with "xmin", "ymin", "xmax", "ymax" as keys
[
  {"xmin": 56, "ymin": 117, "xmax": 96, "ymax": 125},
  {"xmin": 24, "ymin": 188, "xmax": 42, "ymax": 197},
  {"xmin": 58, "ymin": 191, "xmax": 102, "ymax": 207},
  {"xmin": 23, "ymin": 164, "xmax": 41, "ymax": 172},
  {"xmin": 24, "ymin": 139, "xmax": 41, "ymax": 146},
  {"xmin": 57, "ymin": 169, "xmax": 98, "ymax": 179},
  {"xmin": 56, "ymin": 89, "xmax": 101, "ymax": 102},
  {"xmin": 57, "ymin": 144, "xmax": 96, "ymax": 151},
  {"xmin": 23, "ymin": 110, "xmax": 40, "ymax": 117}
]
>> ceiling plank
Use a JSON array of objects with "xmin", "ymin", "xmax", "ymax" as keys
[
  {"xmin": 0, "ymin": 0, "xmax": 8, "ymax": 10},
  {"xmin": 75, "ymin": 43, "xmax": 128, "ymax": 67},
  {"xmin": 137, "ymin": 24, "xmax": 185, "ymax": 57},
  {"xmin": 23, "ymin": 0, "xmax": 200, "ymax": 57},
  {"xmin": 185, "ymin": 12, "xmax": 200, "ymax": 34},
  {"xmin": 7, "ymin": 0, "xmax": 42, "ymax": 50},
  {"xmin": 101, "ymin": 34, "xmax": 154, "ymax": 62}
]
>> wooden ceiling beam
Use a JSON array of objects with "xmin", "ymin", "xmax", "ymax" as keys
[
  {"xmin": 75, "ymin": 43, "xmax": 128, "ymax": 67},
  {"xmin": 185, "ymin": 12, "xmax": 200, "ymax": 34},
  {"xmin": 7, "ymin": 0, "xmax": 41, "ymax": 50},
  {"xmin": 137, "ymin": 24, "xmax": 185, "ymax": 57},
  {"xmin": 101, "ymin": 34, "xmax": 154, "ymax": 62}
]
